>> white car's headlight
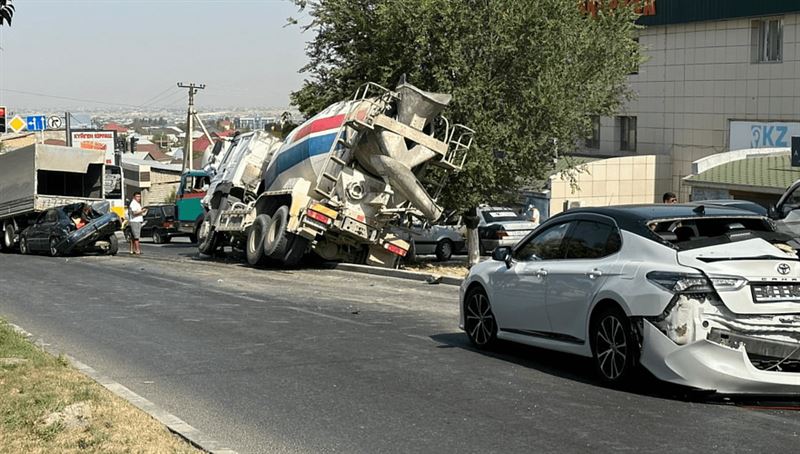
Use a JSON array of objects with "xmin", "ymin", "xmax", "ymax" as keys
[{"xmin": 646, "ymin": 271, "xmax": 746, "ymax": 293}]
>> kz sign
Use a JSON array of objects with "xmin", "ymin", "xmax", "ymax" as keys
[{"xmin": 730, "ymin": 121, "xmax": 800, "ymax": 151}]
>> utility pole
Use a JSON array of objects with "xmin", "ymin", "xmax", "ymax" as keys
[{"xmin": 177, "ymin": 82, "xmax": 205, "ymax": 173}]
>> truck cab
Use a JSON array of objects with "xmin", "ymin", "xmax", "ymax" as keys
[{"xmin": 175, "ymin": 170, "xmax": 210, "ymax": 243}]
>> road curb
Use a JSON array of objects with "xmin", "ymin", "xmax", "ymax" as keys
[
  {"xmin": 330, "ymin": 262, "xmax": 464, "ymax": 286},
  {"xmin": 135, "ymin": 247, "xmax": 465, "ymax": 286},
  {"xmin": 8, "ymin": 323, "xmax": 237, "ymax": 454}
]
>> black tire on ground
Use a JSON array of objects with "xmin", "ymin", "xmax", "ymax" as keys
[
  {"xmin": 246, "ymin": 214, "xmax": 271, "ymax": 266},
  {"xmin": 19, "ymin": 236, "xmax": 29, "ymax": 255},
  {"xmin": 107, "ymin": 235, "xmax": 119, "ymax": 256},
  {"xmin": 4, "ymin": 222, "xmax": 15, "ymax": 250},
  {"xmin": 263, "ymin": 205, "xmax": 291, "ymax": 260},
  {"xmin": 402, "ymin": 240, "xmax": 417, "ymax": 264},
  {"xmin": 49, "ymin": 237, "xmax": 60, "ymax": 257},
  {"xmin": 153, "ymin": 230, "xmax": 165, "ymax": 244},
  {"xmin": 590, "ymin": 306, "xmax": 639, "ymax": 386},
  {"xmin": 282, "ymin": 235, "xmax": 309, "ymax": 267},
  {"xmin": 464, "ymin": 286, "xmax": 498, "ymax": 349},
  {"xmin": 190, "ymin": 215, "xmax": 203, "ymax": 244},
  {"xmin": 435, "ymin": 239, "xmax": 453, "ymax": 261},
  {"xmin": 197, "ymin": 219, "xmax": 219, "ymax": 255}
]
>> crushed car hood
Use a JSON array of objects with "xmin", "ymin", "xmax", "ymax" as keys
[{"xmin": 678, "ymin": 238, "xmax": 800, "ymax": 314}]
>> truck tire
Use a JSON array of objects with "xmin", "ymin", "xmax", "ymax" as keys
[
  {"xmin": 246, "ymin": 214, "xmax": 271, "ymax": 266},
  {"xmin": 197, "ymin": 218, "xmax": 219, "ymax": 256},
  {"xmin": 4, "ymin": 222, "xmax": 15, "ymax": 250},
  {"xmin": 263, "ymin": 205, "xmax": 291, "ymax": 260},
  {"xmin": 282, "ymin": 235, "xmax": 309, "ymax": 267},
  {"xmin": 107, "ymin": 235, "xmax": 119, "ymax": 256}
]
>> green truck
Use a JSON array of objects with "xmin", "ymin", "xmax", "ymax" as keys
[{"xmin": 175, "ymin": 169, "xmax": 210, "ymax": 243}]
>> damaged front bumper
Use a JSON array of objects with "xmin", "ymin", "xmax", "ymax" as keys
[{"xmin": 641, "ymin": 293, "xmax": 800, "ymax": 395}]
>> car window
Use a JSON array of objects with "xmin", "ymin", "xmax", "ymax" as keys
[
  {"xmin": 649, "ymin": 216, "xmax": 779, "ymax": 250},
  {"xmin": 481, "ymin": 210, "xmax": 525, "ymax": 223},
  {"xmin": 162, "ymin": 205, "xmax": 175, "ymax": 217},
  {"xmin": 513, "ymin": 222, "xmax": 572, "ymax": 261},
  {"xmin": 45, "ymin": 210, "xmax": 58, "ymax": 223},
  {"xmin": 564, "ymin": 221, "xmax": 621, "ymax": 259}
]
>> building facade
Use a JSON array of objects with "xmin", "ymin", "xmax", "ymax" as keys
[{"xmin": 582, "ymin": 1, "xmax": 800, "ymax": 202}]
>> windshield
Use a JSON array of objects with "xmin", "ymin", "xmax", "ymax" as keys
[
  {"xmin": 482, "ymin": 210, "xmax": 525, "ymax": 223},
  {"xmin": 648, "ymin": 217, "xmax": 787, "ymax": 250}
]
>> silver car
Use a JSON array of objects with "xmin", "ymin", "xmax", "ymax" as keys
[
  {"xmin": 392, "ymin": 214, "xmax": 464, "ymax": 261},
  {"xmin": 477, "ymin": 206, "xmax": 538, "ymax": 254}
]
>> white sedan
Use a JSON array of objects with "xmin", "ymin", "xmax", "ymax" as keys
[{"xmin": 460, "ymin": 204, "xmax": 800, "ymax": 394}]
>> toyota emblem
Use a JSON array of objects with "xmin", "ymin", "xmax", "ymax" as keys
[{"xmin": 778, "ymin": 263, "xmax": 791, "ymax": 275}]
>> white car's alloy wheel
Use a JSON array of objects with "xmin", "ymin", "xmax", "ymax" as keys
[
  {"xmin": 591, "ymin": 309, "xmax": 636, "ymax": 383},
  {"xmin": 465, "ymin": 289, "xmax": 497, "ymax": 348}
]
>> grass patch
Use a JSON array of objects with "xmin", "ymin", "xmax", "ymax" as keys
[{"xmin": 0, "ymin": 319, "xmax": 200, "ymax": 453}]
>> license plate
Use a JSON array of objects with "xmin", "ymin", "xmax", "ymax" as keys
[{"xmin": 751, "ymin": 283, "xmax": 800, "ymax": 303}]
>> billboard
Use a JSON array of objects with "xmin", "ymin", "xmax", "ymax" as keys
[
  {"xmin": 70, "ymin": 130, "xmax": 117, "ymax": 164},
  {"xmin": 729, "ymin": 121, "xmax": 800, "ymax": 151}
]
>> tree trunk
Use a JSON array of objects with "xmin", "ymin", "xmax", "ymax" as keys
[
  {"xmin": 463, "ymin": 207, "xmax": 481, "ymax": 268},
  {"xmin": 467, "ymin": 226, "xmax": 480, "ymax": 268}
]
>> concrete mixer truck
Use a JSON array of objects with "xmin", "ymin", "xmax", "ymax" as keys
[{"xmin": 197, "ymin": 81, "xmax": 473, "ymax": 268}]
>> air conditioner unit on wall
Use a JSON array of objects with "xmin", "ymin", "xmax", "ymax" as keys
[{"xmin": 563, "ymin": 200, "xmax": 582, "ymax": 211}]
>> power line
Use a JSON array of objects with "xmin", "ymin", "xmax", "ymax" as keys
[
  {"xmin": 0, "ymin": 87, "xmax": 189, "ymax": 110},
  {"xmin": 137, "ymin": 85, "xmax": 177, "ymax": 108}
]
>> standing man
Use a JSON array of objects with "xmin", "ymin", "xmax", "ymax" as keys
[
  {"xmin": 663, "ymin": 192, "xmax": 678, "ymax": 204},
  {"xmin": 128, "ymin": 192, "xmax": 147, "ymax": 255}
]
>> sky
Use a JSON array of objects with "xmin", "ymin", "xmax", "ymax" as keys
[{"xmin": 0, "ymin": 0, "xmax": 312, "ymax": 112}]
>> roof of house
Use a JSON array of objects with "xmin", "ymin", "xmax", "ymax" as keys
[
  {"xmin": 102, "ymin": 122, "xmax": 129, "ymax": 133},
  {"xmin": 146, "ymin": 148, "xmax": 173, "ymax": 162},
  {"xmin": 684, "ymin": 152, "xmax": 800, "ymax": 194}
]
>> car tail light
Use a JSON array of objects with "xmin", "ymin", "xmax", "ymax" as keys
[
  {"xmin": 384, "ymin": 242, "xmax": 408, "ymax": 257},
  {"xmin": 162, "ymin": 221, "xmax": 173, "ymax": 229},
  {"xmin": 647, "ymin": 271, "xmax": 746, "ymax": 294},
  {"xmin": 306, "ymin": 208, "xmax": 333, "ymax": 226},
  {"xmin": 495, "ymin": 229, "xmax": 508, "ymax": 239}
]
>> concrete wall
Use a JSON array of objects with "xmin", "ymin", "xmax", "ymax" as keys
[
  {"xmin": 548, "ymin": 155, "xmax": 672, "ymax": 216},
  {"xmin": 582, "ymin": 12, "xmax": 800, "ymax": 201}
]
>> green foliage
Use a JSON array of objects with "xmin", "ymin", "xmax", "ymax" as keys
[{"xmin": 291, "ymin": 0, "xmax": 641, "ymax": 211}]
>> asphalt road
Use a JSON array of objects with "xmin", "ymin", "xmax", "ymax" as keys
[{"xmin": 1, "ymin": 244, "xmax": 799, "ymax": 453}]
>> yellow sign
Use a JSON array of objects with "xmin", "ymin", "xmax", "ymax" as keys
[{"xmin": 8, "ymin": 115, "xmax": 26, "ymax": 133}]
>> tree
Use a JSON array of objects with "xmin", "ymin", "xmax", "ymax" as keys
[
  {"xmin": 0, "ymin": 0, "xmax": 13, "ymax": 26},
  {"xmin": 291, "ymin": 0, "xmax": 641, "ymax": 211}
]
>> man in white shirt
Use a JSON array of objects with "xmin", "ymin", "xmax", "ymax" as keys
[{"xmin": 128, "ymin": 192, "xmax": 147, "ymax": 255}]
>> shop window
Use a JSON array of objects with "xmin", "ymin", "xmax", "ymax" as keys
[
  {"xmin": 752, "ymin": 18, "xmax": 782, "ymax": 63},
  {"xmin": 619, "ymin": 116, "xmax": 637, "ymax": 152}
]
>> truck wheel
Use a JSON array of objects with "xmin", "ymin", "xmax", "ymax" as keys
[
  {"xmin": 4, "ymin": 222, "xmax": 15, "ymax": 250},
  {"xmin": 282, "ymin": 236, "xmax": 309, "ymax": 267},
  {"xmin": 190, "ymin": 215, "xmax": 203, "ymax": 244},
  {"xmin": 198, "ymin": 219, "xmax": 219, "ymax": 255},
  {"xmin": 107, "ymin": 235, "xmax": 119, "ymax": 256},
  {"xmin": 435, "ymin": 239, "xmax": 453, "ymax": 261},
  {"xmin": 246, "ymin": 214, "xmax": 271, "ymax": 266},
  {"xmin": 264, "ymin": 205, "xmax": 291, "ymax": 260}
]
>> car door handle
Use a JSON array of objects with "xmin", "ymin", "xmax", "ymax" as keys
[
  {"xmin": 587, "ymin": 269, "xmax": 603, "ymax": 279},
  {"xmin": 536, "ymin": 268, "xmax": 548, "ymax": 277}
]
